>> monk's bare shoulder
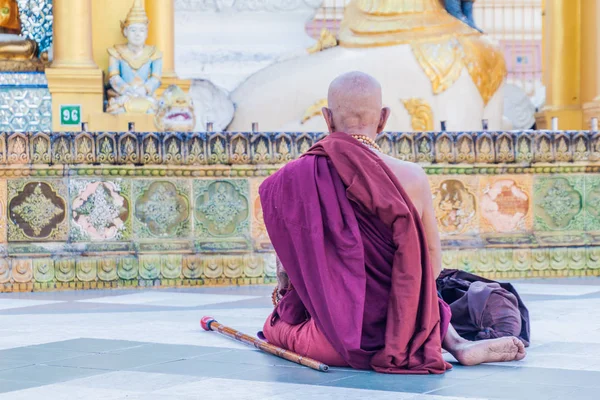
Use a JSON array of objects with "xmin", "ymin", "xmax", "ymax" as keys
[{"xmin": 376, "ymin": 151, "xmax": 429, "ymax": 213}]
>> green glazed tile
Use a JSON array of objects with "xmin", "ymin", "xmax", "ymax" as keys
[
  {"xmin": 193, "ymin": 179, "xmax": 250, "ymax": 252},
  {"xmin": 7, "ymin": 179, "xmax": 68, "ymax": 242},
  {"xmin": 585, "ymin": 174, "xmax": 600, "ymax": 232},
  {"xmin": 533, "ymin": 175, "xmax": 584, "ymax": 232},
  {"xmin": 133, "ymin": 180, "xmax": 191, "ymax": 239}
]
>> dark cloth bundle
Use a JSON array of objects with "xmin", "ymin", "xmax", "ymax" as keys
[{"xmin": 436, "ymin": 269, "xmax": 531, "ymax": 347}]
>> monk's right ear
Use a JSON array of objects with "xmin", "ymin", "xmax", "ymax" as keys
[
  {"xmin": 322, "ymin": 107, "xmax": 335, "ymax": 133},
  {"xmin": 377, "ymin": 107, "xmax": 391, "ymax": 133}
]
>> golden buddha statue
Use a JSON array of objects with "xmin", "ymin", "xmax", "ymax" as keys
[
  {"xmin": 229, "ymin": 0, "xmax": 507, "ymax": 132},
  {"xmin": 0, "ymin": 0, "xmax": 39, "ymax": 64},
  {"xmin": 106, "ymin": 0, "xmax": 163, "ymax": 114}
]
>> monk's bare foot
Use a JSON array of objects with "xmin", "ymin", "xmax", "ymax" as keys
[{"xmin": 451, "ymin": 337, "xmax": 526, "ymax": 366}]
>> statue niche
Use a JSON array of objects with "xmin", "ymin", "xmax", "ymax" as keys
[
  {"xmin": 0, "ymin": 0, "xmax": 44, "ymax": 71},
  {"xmin": 106, "ymin": 0, "xmax": 163, "ymax": 114}
]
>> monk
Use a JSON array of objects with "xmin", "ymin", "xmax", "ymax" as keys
[{"xmin": 259, "ymin": 72, "xmax": 526, "ymax": 374}]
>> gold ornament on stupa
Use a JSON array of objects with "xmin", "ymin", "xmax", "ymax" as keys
[
  {"xmin": 339, "ymin": 0, "xmax": 475, "ymax": 47},
  {"xmin": 338, "ymin": 0, "xmax": 506, "ymax": 105},
  {"xmin": 120, "ymin": 0, "xmax": 150, "ymax": 33}
]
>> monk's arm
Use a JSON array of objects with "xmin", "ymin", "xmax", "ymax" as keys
[{"xmin": 420, "ymin": 172, "xmax": 443, "ymax": 279}]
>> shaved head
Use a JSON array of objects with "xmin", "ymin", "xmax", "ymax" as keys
[{"xmin": 323, "ymin": 71, "xmax": 390, "ymax": 138}]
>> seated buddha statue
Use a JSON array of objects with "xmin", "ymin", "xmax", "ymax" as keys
[
  {"xmin": 106, "ymin": 0, "xmax": 163, "ymax": 114},
  {"xmin": 0, "ymin": 0, "xmax": 38, "ymax": 62}
]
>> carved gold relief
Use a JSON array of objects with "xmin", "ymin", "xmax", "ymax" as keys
[
  {"xmin": 73, "ymin": 133, "xmax": 96, "ymax": 164},
  {"xmin": 301, "ymin": 99, "xmax": 328, "ymax": 125},
  {"xmin": 183, "ymin": 256, "xmax": 203, "ymax": 279},
  {"xmin": 435, "ymin": 134, "xmax": 455, "ymax": 163},
  {"xmin": 396, "ymin": 134, "xmax": 415, "ymax": 162},
  {"xmin": 307, "ymin": 29, "xmax": 338, "ymax": 54},
  {"xmin": 244, "ymin": 255, "xmax": 264, "ymax": 278},
  {"xmin": 12, "ymin": 259, "xmax": 33, "ymax": 283},
  {"xmin": 402, "ymin": 98, "xmax": 434, "ymax": 132},
  {"xmin": 476, "ymin": 134, "xmax": 495, "ymax": 163},
  {"xmin": 555, "ymin": 135, "xmax": 572, "ymax": 162},
  {"xmin": 431, "ymin": 177, "xmax": 479, "ymax": 236},
  {"xmin": 0, "ymin": 259, "xmax": 9, "ymax": 284},
  {"xmin": 339, "ymin": 0, "xmax": 474, "ymax": 47},
  {"xmin": 411, "ymin": 38, "xmax": 464, "ymax": 95},
  {"xmin": 411, "ymin": 36, "xmax": 506, "ymax": 105},
  {"xmin": 458, "ymin": 36, "xmax": 507, "ymax": 105},
  {"xmin": 496, "ymin": 134, "xmax": 514, "ymax": 163},
  {"xmin": 456, "ymin": 134, "xmax": 475, "ymax": 163},
  {"xmin": 31, "ymin": 135, "xmax": 51, "ymax": 164},
  {"xmin": 8, "ymin": 134, "xmax": 28, "ymax": 164}
]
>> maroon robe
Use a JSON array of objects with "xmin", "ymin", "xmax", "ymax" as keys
[{"xmin": 260, "ymin": 132, "xmax": 451, "ymax": 374}]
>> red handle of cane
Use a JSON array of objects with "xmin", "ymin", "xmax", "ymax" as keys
[{"xmin": 201, "ymin": 316, "xmax": 329, "ymax": 372}]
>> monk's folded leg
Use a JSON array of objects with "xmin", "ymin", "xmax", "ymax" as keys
[
  {"xmin": 442, "ymin": 324, "xmax": 526, "ymax": 366},
  {"xmin": 262, "ymin": 314, "xmax": 349, "ymax": 367}
]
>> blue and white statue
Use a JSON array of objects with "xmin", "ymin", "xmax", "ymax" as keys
[{"xmin": 106, "ymin": 0, "xmax": 163, "ymax": 114}]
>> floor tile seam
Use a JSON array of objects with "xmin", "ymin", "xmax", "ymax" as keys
[
  {"xmin": 0, "ymin": 377, "xmax": 48, "ymax": 385},
  {"xmin": 0, "ymin": 365, "xmax": 36, "ymax": 372},
  {"xmin": 443, "ymin": 377, "xmax": 596, "ymax": 390},
  {"xmin": 524, "ymin": 352, "xmax": 600, "ymax": 358},
  {"xmin": 22, "ymin": 340, "xmax": 159, "ymax": 352},
  {"xmin": 38, "ymin": 362, "xmax": 124, "ymax": 373},
  {"xmin": 129, "ymin": 359, "xmax": 268, "ymax": 377},
  {"xmin": 176, "ymin": 376, "xmax": 367, "ymax": 399},
  {"xmin": 168, "ymin": 349, "xmax": 239, "ymax": 360},
  {"xmin": 312, "ymin": 373, "xmax": 370, "ymax": 386},
  {"xmin": 0, "ymin": 349, "xmax": 125, "ymax": 362},
  {"xmin": 46, "ymin": 356, "xmax": 193, "ymax": 372}
]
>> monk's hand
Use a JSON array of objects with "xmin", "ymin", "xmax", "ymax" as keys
[{"xmin": 276, "ymin": 257, "xmax": 290, "ymax": 293}]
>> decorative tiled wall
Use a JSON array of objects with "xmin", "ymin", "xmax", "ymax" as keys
[
  {"xmin": 1, "ymin": 130, "xmax": 600, "ymax": 292},
  {"xmin": 0, "ymin": 73, "xmax": 52, "ymax": 133}
]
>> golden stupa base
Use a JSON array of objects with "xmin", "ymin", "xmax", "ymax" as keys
[
  {"xmin": 156, "ymin": 74, "xmax": 192, "ymax": 98},
  {"xmin": 535, "ymin": 106, "xmax": 583, "ymax": 130},
  {"xmin": 87, "ymin": 112, "xmax": 157, "ymax": 132},
  {"xmin": 0, "ymin": 58, "xmax": 46, "ymax": 72},
  {"xmin": 582, "ymin": 101, "xmax": 600, "ymax": 129}
]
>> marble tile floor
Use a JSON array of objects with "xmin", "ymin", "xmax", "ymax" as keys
[{"xmin": 1, "ymin": 279, "xmax": 600, "ymax": 400}]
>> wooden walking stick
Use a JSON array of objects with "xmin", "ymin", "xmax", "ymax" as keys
[{"xmin": 200, "ymin": 316, "xmax": 330, "ymax": 372}]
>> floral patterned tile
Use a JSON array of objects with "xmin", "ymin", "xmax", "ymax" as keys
[
  {"xmin": 132, "ymin": 180, "xmax": 192, "ymax": 239},
  {"xmin": 0, "ymin": 179, "xmax": 6, "ymax": 243},
  {"xmin": 585, "ymin": 174, "xmax": 600, "ymax": 232},
  {"xmin": 7, "ymin": 179, "xmax": 68, "ymax": 242},
  {"xmin": 69, "ymin": 179, "xmax": 132, "ymax": 242},
  {"xmin": 479, "ymin": 175, "xmax": 533, "ymax": 234},
  {"xmin": 428, "ymin": 175, "xmax": 480, "ymax": 238},
  {"xmin": 193, "ymin": 179, "xmax": 250, "ymax": 252},
  {"xmin": 533, "ymin": 175, "xmax": 585, "ymax": 232},
  {"xmin": 249, "ymin": 178, "xmax": 272, "ymax": 251}
]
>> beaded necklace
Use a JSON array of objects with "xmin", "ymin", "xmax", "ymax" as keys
[{"xmin": 351, "ymin": 134, "xmax": 381, "ymax": 152}]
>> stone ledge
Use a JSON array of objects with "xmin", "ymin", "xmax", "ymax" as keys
[
  {"xmin": 0, "ymin": 247, "xmax": 597, "ymax": 292},
  {"xmin": 1, "ymin": 130, "xmax": 599, "ymax": 166}
]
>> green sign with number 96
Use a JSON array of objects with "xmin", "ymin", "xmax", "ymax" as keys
[{"xmin": 60, "ymin": 105, "xmax": 81, "ymax": 126}]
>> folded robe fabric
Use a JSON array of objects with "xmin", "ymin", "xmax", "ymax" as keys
[{"xmin": 259, "ymin": 132, "xmax": 450, "ymax": 374}]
